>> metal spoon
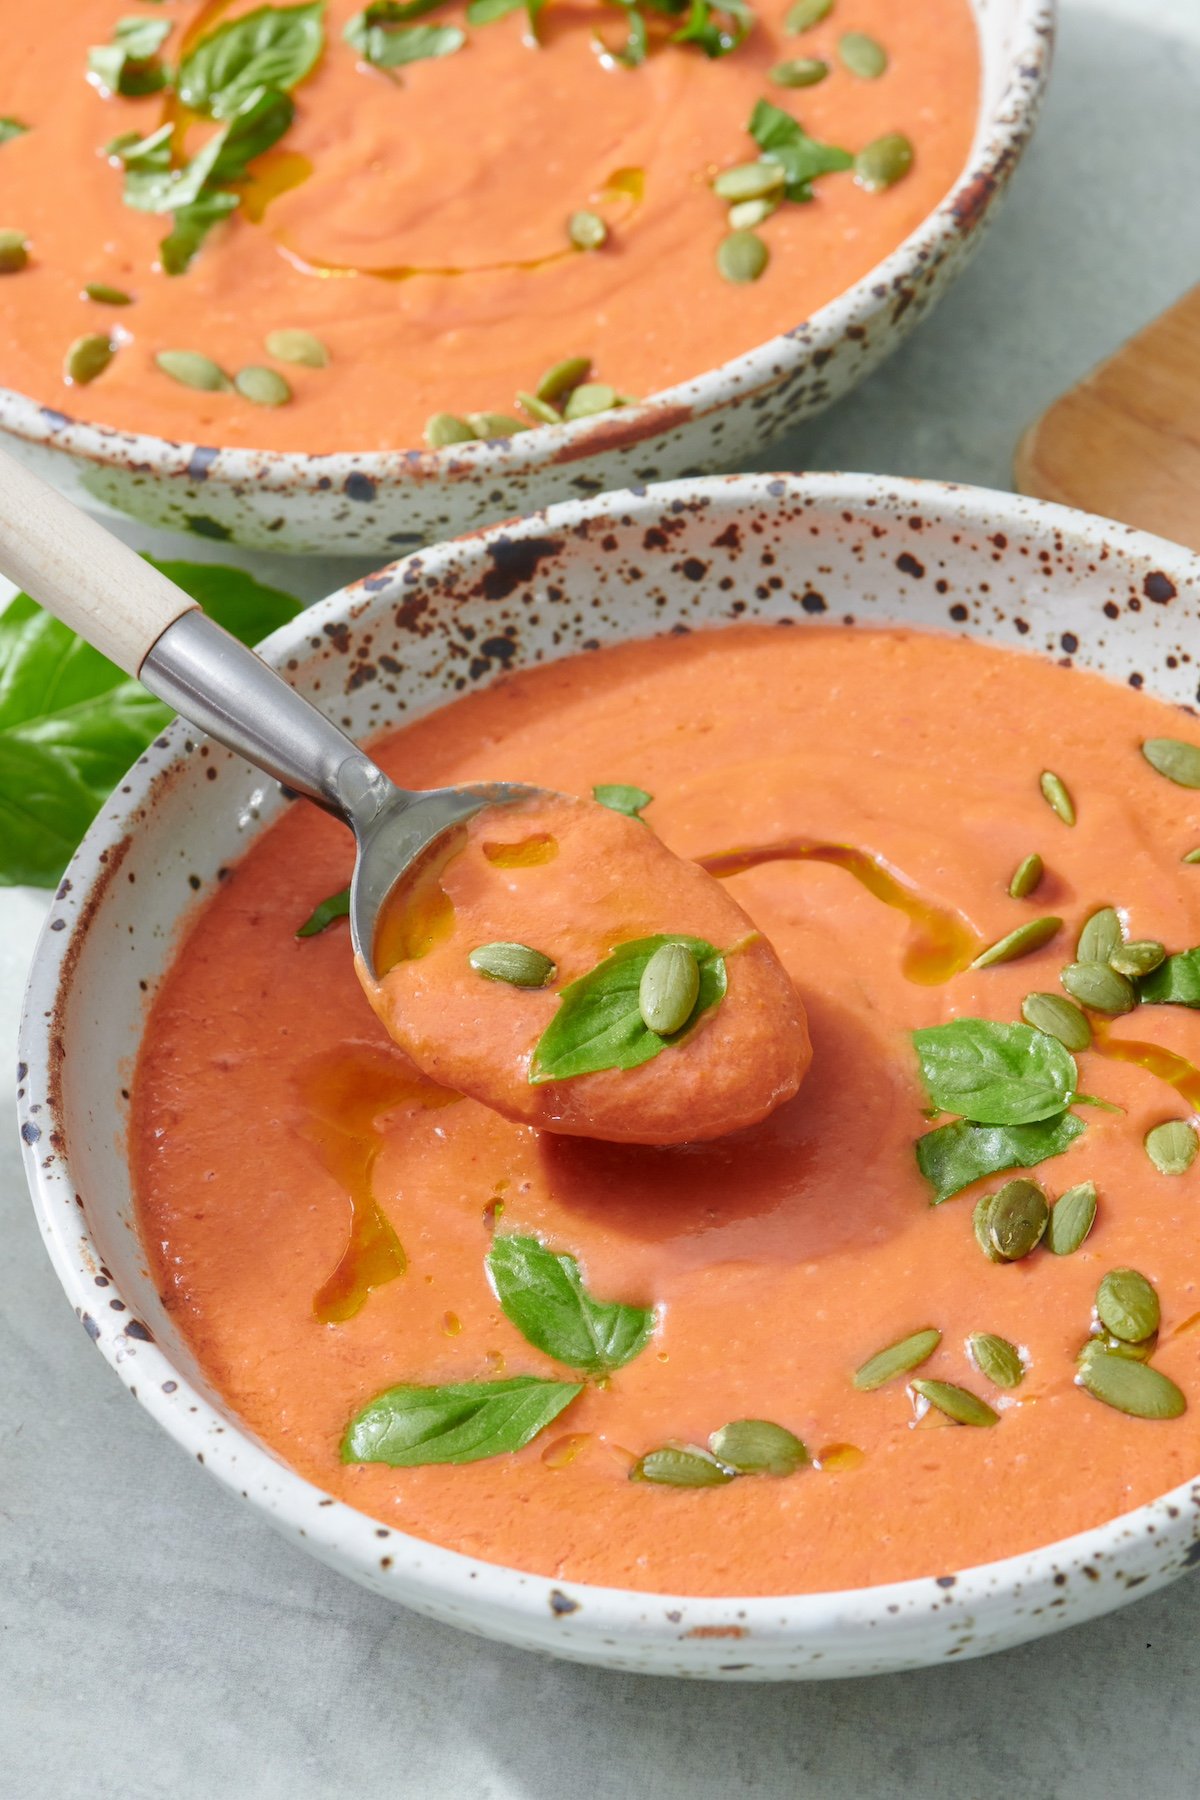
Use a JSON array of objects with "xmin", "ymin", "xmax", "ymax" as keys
[{"xmin": 0, "ymin": 447, "xmax": 540, "ymax": 976}]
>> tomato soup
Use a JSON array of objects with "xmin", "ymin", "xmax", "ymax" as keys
[
  {"xmin": 0, "ymin": 0, "xmax": 978, "ymax": 452},
  {"xmin": 133, "ymin": 624, "xmax": 1200, "ymax": 1597}
]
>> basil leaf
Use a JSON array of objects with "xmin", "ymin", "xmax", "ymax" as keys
[
  {"xmin": 748, "ymin": 96, "xmax": 851, "ymax": 198},
  {"xmin": 1138, "ymin": 948, "xmax": 1200, "ymax": 1007},
  {"xmin": 487, "ymin": 1234, "xmax": 655, "ymax": 1373},
  {"xmin": 672, "ymin": 0, "xmax": 754, "ymax": 58},
  {"xmin": 88, "ymin": 16, "xmax": 172, "ymax": 98},
  {"xmin": 341, "ymin": 1375, "xmax": 583, "ymax": 1466},
  {"xmin": 593, "ymin": 3, "xmax": 648, "ymax": 67},
  {"xmin": 592, "ymin": 782, "xmax": 652, "ymax": 819},
  {"xmin": 912, "ymin": 1018, "xmax": 1077, "ymax": 1126},
  {"xmin": 179, "ymin": 1, "xmax": 326, "ymax": 117},
  {"xmin": 345, "ymin": 12, "xmax": 465, "ymax": 66},
  {"xmin": 916, "ymin": 1112, "xmax": 1086, "ymax": 1205},
  {"xmin": 0, "ymin": 736, "xmax": 106, "ymax": 888},
  {"xmin": 0, "ymin": 119, "xmax": 28, "ymax": 145},
  {"xmin": 530, "ymin": 933, "xmax": 727, "ymax": 1083},
  {"xmin": 297, "ymin": 885, "xmax": 351, "ymax": 937},
  {"xmin": 466, "ymin": 0, "xmax": 523, "ymax": 20},
  {"xmin": 160, "ymin": 193, "xmax": 239, "ymax": 274}
]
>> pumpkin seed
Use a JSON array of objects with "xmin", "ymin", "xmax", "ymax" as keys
[
  {"xmin": 717, "ymin": 230, "xmax": 769, "ymax": 285},
  {"xmin": 1008, "ymin": 853, "xmax": 1043, "ymax": 900},
  {"xmin": 1096, "ymin": 1267, "xmax": 1160, "ymax": 1343},
  {"xmin": 0, "ymin": 229, "xmax": 29, "ymax": 273},
  {"xmin": 234, "ymin": 365, "xmax": 291, "ymax": 407},
  {"xmin": 1021, "ymin": 991, "xmax": 1091, "ymax": 1052},
  {"xmin": 639, "ymin": 942, "xmax": 700, "ymax": 1035},
  {"xmin": 910, "ymin": 1378, "xmax": 999, "ymax": 1428},
  {"xmin": 1076, "ymin": 1344, "xmax": 1185, "ymax": 1420},
  {"xmin": 854, "ymin": 132, "xmax": 913, "ymax": 193},
  {"xmin": 784, "ymin": 0, "xmax": 832, "ymax": 30},
  {"xmin": 535, "ymin": 355, "xmax": 591, "ymax": 402},
  {"xmin": 1110, "ymin": 939, "xmax": 1166, "ymax": 979},
  {"xmin": 63, "ymin": 333, "xmax": 114, "ymax": 385},
  {"xmin": 838, "ymin": 30, "xmax": 887, "ymax": 78},
  {"xmin": 1145, "ymin": 1118, "xmax": 1198, "ymax": 1176},
  {"xmin": 1183, "ymin": 848, "xmax": 1200, "ymax": 865},
  {"xmin": 563, "ymin": 382, "xmax": 619, "ymax": 421},
  {"xmin": 728, "ymin": 197, "xmax": 778, "ymax": 231},
  {"xmin": 630, "ymin": 1444, "xmax": 735, "ymax": 1487},
  {"xmin": 1061, "ymin": 961, "xmax": 1136, "ymax": 1015},
  {"xmin": 973, "ymin": 1189, "xmax": 999, "ymax": 1260},
  {"xmin": 708, "ymin": 1419, "xmax": 807, "ymax": 1476},
  {"xmin": 1077, "ymin": 906, "xmax": 1122, "ymax": 964},
  {"xmin": 567, "ymin": 209, "xmax": 607, "ymax": 250},
  {"xmin": 971, "ymin": 915, "xmax": 1061, "ymax": 969},
  {"xmin": 852, "ymin": 1326, "xmax": 940, "ymax": 1391},
  {"xmin": 1094, "ymin": 1328, "xmax": 1157, "ymax": 1363},
  {"xmin": 516, "ymin": 390, "xmax": 561, "ymax": 426},
  {"xmin": 424, "ymin": 411, "xmax": 477, "ymax": 448},
  {"xmin": 713, "ymin": 161, "xmax": 786, "ymax": 203},
  {"xmin": 1039, "ymin": 770, "xmax": 1076, "ymax": 825},
  {"xmin": 1142, "ymin": 737, "xmax": 1200, "ymax": 789},
  {"xmin": 467, "ymin": 411, "xmax": 528, "ymax": 438},
  {"xmin": 1046, "ymin": 1180, "xmax": 1097, "ymax": 1255},
  {"xmin": 769, "ymin": 56, "xmax": 828, "ymax": 87},
  {"xmin": 967, "ymin": 1332, "xmax": 1024, "ymax": 1389},
  {"xmin": 155, "ymin": 349, "xmax": 230, "ymax": 392},
  {"xmin": 468, "ymin": 941, "xmax": 556, "ymax": 988},
  {"xmin": 83, "ymin": 282, "xmax": 132, "ymax": 305},
  {"xmin": 985, "ymin": 1178, "xmax": 1049, "ymax": 1262},
  {"xmin": 264, "ymin": 328, "xmax": 329, "ymax": 368}
]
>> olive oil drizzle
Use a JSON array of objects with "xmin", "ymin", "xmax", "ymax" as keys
[{"xmin": 1090, "ymin": 1025, "xmax": 1200, "ymax": 1109}]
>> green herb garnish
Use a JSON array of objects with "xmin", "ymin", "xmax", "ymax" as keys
[
  {"xmin": 592, "ymin": 783, "xmax": 652, "ymax": 819},
  {"xmin": 0, "ymin": 118, "xmax": 28, "ymax": 145},
  {"xmin": 297, "ymin": 885, "xmax": 351, "ymax": 937},
  {"xmin": 486, "ymin": 1233, "xmax": 654, "ymax": 1374},
  {"xmin": 88, "ymin": 16, "xmax": 173, "ymax": 99},
  {"xmin": 747, "ymin": 97, "xmax": 851, "ymax": 199},
  {"xmin": 1138, "ymin": 947, "xmax": 1200, "ymax": 1006},
  {"xmin": 179, "ymin": 1, "xmax": 325, "ymax": 115},
  {"xmin": 530, "ymin": 933, "xmax": 726, "ymax": 1083},
  {"xmin": 345, "ymin": 6, "xmax": 465, "ymax": 66},
  {"xmin": 912, "ymin": 1019, "xmax": 1077, "ymax": 1126},
  {"xmin": 915, "ymin": 1112, "xmax": 1086, "ymax": 1205},
  {"xmin": 342, "ymin": 1375, "xmax": 583, "ymax": 1466}
]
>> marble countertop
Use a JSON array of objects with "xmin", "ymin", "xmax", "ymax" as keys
[{"xmin": 5, "ymin": 2, "xmax": 1200, "ymax": 1793}]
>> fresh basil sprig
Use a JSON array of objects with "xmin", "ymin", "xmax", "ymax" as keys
[
  {"xmin": 88, "ymin": 16, "xmax": 173, "ymax": 98},
  {"xmin": 671, "ymin": 0, "xmax": 754, "ymax": 57},
  {"xmin": 345, "ymin": 2, "xmax": 465, "ymax": 64},
  {"xmin": 487, "ymin": 1233, "xmax": 655, "ymax": 1374},
  {"xmin": 915, "ymin": 1113, "xmax": 1086, "ymax": 1205},
  {"xmin": 530, "ymin": 933, "xmax": 726, "ymax": 1084},
  {"xmin": 0, "ymin": 563, "xmax": 300, "ymax": 887},
  {"xmin": 341, "ymin": 1375, "xmax": 583, "ymax": 1466},
  {"xmin": 297, "ymin": 885, "xmax": 351, "ymax": 937},
  {"xmin": 913, "ymin": 1019, "xmax": 1077, "ymax": 1126},
  {"xmin": 178, "ymin": 1, "xmax": 326, "ymax": 116},
  {"xmin": 593, "ymin": 782, "xmax": 652, "ymax": 820},
  {"xmin": 748, "ymin": 97, "xmax": 851, "ymax": 197},
  {"xmin": 466, "ymin": 0, "xmax": 523, "ymax": 19},
  {"xmin": 1138, "ymin": 948, "xmax": 1200, "ymax": 1007}
]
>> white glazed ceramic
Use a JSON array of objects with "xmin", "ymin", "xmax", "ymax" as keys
[
  {"xmin": 19, "ymin": 473, "xmax": 1200, "ymax": 1679},
  {"xmin": 0, "ymin": 0, "xmax": 1052, "ymax": 556}
]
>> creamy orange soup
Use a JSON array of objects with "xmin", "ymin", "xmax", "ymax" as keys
[
  {"xmin": 0, "ymin": 0, "xmax": 978, "ymax": 452},
  {"xmin": 133, "ymin": 624, "xmax": 1200, "ymax": 1596}
]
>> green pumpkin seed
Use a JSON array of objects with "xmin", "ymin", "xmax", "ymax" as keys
[
  {"xmin": 910, "ymin": 1378, "xmax": 999, "ymax": 1428},
  {"xmin": 708, "ymin": 1419, "xmax": 807, "ymax": 1475},
  {"xmin": 1076, "ymin": 1345, "xmax": 1185, "ymax": 1420},
  {"xmin": 713, "ymin": 161, "xmax": 786, "ymax": 203},
  {"xmin": 1039, "ymin": 770, "xmax": 1076, "ymax": 825},
  {"xmin": 63, "ymin": 333, "xmax": 114, "ymax": 385},
  {"xmin": 984, "ymin": 1178, "xmax": 1049, "ymax": 1263},
  {"xmin": 264, "ymin": 328, "xmax": 329, "ymax": 368},
  {"xmin": 466, "ymin": 411, "xmax": 528, "ymax": 439},
  {"xmin": 1183, "ymin": 848, "xmax": 1200, "ymax": 865},
  {"xmin": 468, "ymin": 941, "xmax": 556, "ymax": 988},
  {"xmin": 854, "ymin": 132, "xmax": 913, "ymax": 193},
  {"xmin": 852, "ymin": 1326, "xmax": 940, "ymax": 1391},
  {"xmin": 563, "ymin": 382, "xmax": 619, "ymax": 421},
  {"xmin": 838, "ymin": 30, "xmax": 887, "ymax": 78},
  {"xmin": 424, "ymin": 411, "xmax": 477, "ymax": 448},
  {"xmin": 83, "ymin": 282, "xmax": 132, "ymax": 305},
  {"xmin": 1021, "ymin": 991, "xmax": 1091, "ymax": 1052},
  {"xmin": 769, "ymin": 56, "xmax": 828, "ymax": 87},
  {"xmin": 1145, "ymin": 1118, "xmax": 1198, "ymax": 1176},
  {"xmin": 1008, "ymin": 853, "xmax": 1043, "ymax": 900},
  {"xmin": 967, "ymin": 1332, "xmax": 1024, "ymax": 1389},
  {"xmin": 1046, "ymin": 1180, "xmax": 1097, "ymax": 1255},
  {"xmin": 785, "ymin": 0, "xmax": 833, "ymax": 31},
  {"xmin": 516, "ymin": 390, "xmax": 561, "ymax": 425},
  {"xmin": 1096, "ymin": 1267, "xmax": 1160, "ymax": 1343},
  {"xmin": 1142, "ymin": 738, "xmax": 1200, "ymax": 789},
  {"xmin": 1077, "ymin": 906, "xmax": 1122, "ymax": 964},
  {"xmin": 717, "ymin": 230, "xmax": 769, "ymax": 285},
  {"xmin": 155, "ymin": 349, "xmax": 231, "ymax": 392},
  {"xmin": 639, "ymin": 942, "xmax": 700, "ymax": 1035},
  {"xmin": 630, "ymin": 1444, "xmax": 735, "ymax": 1487},
  {"xmin": 728, "ymin": 197, "xmax": 778, "ymax": 231},
  {"xmin": 535, "ymin": 355, "xmax": 591, "ymax": 402},
  {"xmin": 971, "ymin": 915, "xmax": 1061, "ymax": 969},
  {"xmin": 1061, "ymin": 961, "xmax": 1136, "ymax": 1015},
  {"xmin": 0, "ymin": 229, "xmax": 29, "ymax": 273},
  {"xmin": 234, "ymin": 365, "xmax": 291, "ymax": 407},
  {"xmin": 1110, "ymin": 939, "xmax": 1166, "ymax": 978},
  {"xmin": 567, "ymin": 209, "xmax": 607, "ymax": 250},
  {"xmin": 1094, "ymin": 1328, "xmax": 1157, "ymax": 1363}
]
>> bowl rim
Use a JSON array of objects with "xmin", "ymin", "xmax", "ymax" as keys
[
  {"xmin": 17, "ymin": 469, "xmax": 1200, "ymax": 1656},
  {"xmin": 0, "ymin": 0, "xmax": 1054, "ymax": 487}
]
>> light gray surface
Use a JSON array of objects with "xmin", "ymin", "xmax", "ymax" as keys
[{"xmin": 4, "ymin": 2, "xmax": 1200, "ymax": 1793}]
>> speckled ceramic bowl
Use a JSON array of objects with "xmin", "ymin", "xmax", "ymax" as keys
[
  {"xmin": 20, "ymin": 473, "xmax": 1200, "ymax": 1679},
  {"xmin": 0, "ymin": 1, "xmax": 1052, "ymax": 556}
]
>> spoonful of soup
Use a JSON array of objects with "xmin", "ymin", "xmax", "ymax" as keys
[{"xmin": 0, "ymin": 448, "xmax": 810, "ymax": 1142}]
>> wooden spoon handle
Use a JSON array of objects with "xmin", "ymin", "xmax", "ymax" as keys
[{"xmin": 0, "ymin": 444, "xmax": 196, "ymax": 672}]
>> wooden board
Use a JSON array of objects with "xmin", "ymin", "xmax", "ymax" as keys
[{"xmin": 1015, "ymin": 284, "xmax": 1200, "ymax": 552}]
